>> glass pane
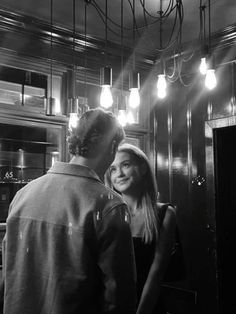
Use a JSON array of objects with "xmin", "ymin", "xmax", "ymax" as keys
[
  {"xmin": 0, "ymin": 80, "xmax": 21, "ymax": 105},
  {"xmin": 0, "ymin": 122, "xmax": 63, "ymax": 222},
  {"xmin": 24, "ymin": 85, "xmax": 45, "ymax": 108},
  {"xmin": 0, "ymin": 80, "xmax": 46, "ymax": 108}
]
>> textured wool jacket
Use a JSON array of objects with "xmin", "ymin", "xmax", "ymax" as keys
[{"xmin": 1, "ymin": 162, "xmax": 136, "ymax": 314}]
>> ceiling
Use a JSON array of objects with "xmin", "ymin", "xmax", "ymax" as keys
[{"xmin": 0, "ymin": 0, "xmax": 235, "ymax": 58}]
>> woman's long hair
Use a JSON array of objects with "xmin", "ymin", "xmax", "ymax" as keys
[{"xmin": 105, "ymin": 143, "xmax": 160, "ymax": 243}]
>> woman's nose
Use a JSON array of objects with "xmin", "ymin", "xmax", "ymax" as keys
[{"xmin": 116, "ymin": 166, "xmax": 124, "ymax": 177}]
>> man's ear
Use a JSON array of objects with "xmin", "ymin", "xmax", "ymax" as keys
[{"xmin": 111, "ymin": 140, "xmax": 118, "ymax": 156}]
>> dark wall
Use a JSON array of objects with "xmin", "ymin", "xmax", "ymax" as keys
[{"xmin": 152, "ymin": 56, "xmax": 236, "ymax": 313}]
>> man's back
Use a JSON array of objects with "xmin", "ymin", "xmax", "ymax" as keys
[{"xmin": 2, "ymin": 162, "xmax": 136, "ymax": 314}]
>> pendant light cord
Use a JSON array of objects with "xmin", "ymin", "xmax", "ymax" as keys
[
  {"xmin": 199, "ymin": 0, "xmax": 203, "ymax": 54},
  {"xmin": 160, "ymin": 0, "xmax": 164, "ymax": 72},
  {"xmin": 199, "ymin": 0, "xmax": 207, "ymax": 55},
  {"xmin": 72, "ymin": 0, "xmax": 76, "ymax": 98},
  {"xmin": 203, "ymin": 6, "xmax": 206, "ymax": 49},
  {"xmin": 50, "ymin": 0, "xmax": 53, "ymax": 98},
  {"xmin": 160, "ymin": 0, "xmax": 163, "ymax": 50},
  {"xmin": 132, "ymin": 0, "xmax": 135, "ymax": 70},
  {"xmin": 121, "ymin": 0, "xmax": 124, "ymax": 94},
  {"xmin": 208, "ymin": 0, "xmax": 211, "ymax": 54},
  {"xmin": 105, "ymin": 0, "xmax": 108, "ymax": 65},
  {"xmin": 84, "ymin": 1, "xmax": 87, "ymax": 99}
]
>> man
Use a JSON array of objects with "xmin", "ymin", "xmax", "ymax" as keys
[{"xmin": 1, "ymin": 108, "xmax": 136, "ymax": 314}]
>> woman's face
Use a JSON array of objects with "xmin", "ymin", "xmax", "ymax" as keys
[{"xmin": 109, "ymin": 151, "xmax": 143, "ymax": 194}]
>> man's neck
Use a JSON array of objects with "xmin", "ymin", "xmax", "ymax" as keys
[{"xmin": 69, "ymin": 155, "xmax": 106, "ymax": 181}]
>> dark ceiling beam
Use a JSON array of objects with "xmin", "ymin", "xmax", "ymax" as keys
[
  {"xmin": 1, "ymin": 6, "xmax": 236, "ymax": 86},
  {"xmin": 0, "ymin": 8, "xmax": 155, "ymax": 71}
]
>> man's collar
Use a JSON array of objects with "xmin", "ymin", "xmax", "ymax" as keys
[{"xmin": 48, "ymin": 162, "xmax": 102, "ymax": 183}]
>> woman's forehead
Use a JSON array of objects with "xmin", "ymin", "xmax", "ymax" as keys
[{"xmin": 113, "ymin": 151, "xmax": 132, "ymax": 164}]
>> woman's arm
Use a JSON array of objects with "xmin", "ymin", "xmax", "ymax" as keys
[{"xmin": 136, "ymin": 205, "xmax": 176, "ymax": 314}]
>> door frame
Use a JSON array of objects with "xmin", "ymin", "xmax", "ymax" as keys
[{"xmin": 205, "ymin": 115, "xmax": 236, "ymax": 314}]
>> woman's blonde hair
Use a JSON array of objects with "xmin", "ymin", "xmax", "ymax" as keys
[{"xmin": 105, "ymin": 143, "xmax": 160, "ymax": 243}]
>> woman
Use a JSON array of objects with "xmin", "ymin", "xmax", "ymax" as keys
[{"xmin": 105, "ymin": 143, "xmax": 176, "ymax": 314}]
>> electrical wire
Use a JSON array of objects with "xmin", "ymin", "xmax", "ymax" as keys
[
  {"xmin": 208, "ymin": 0, "xmax": 211, "ymax": 54},
  {"xmin": 142, "ymin": 0, "xmax": 148, "ymax": 27},
  {"xmin": 140, "ymin": 0, "xmax": 175, "ymax": 19},
  {"xmin": 121, "ymin": 0, "xmax": 124, "ymax": 94},
  {"xmin": 127, "ymin": 0, "xmax": 141, "ymax": 38},
  {"xmin": 85, "ymin": 0, "xmax": 189, "ymax": 87},
  {"xmin": 156, "ymin": 6, "xmax": 180, "ymax": 52},
  {"xmin": 92, "ymin": 0, "xmax": 175, "ymax": 33},
  {"xmin": 93, "ymin": 0, "xmax": 130, "ymax": 31},
  {"xmin": 72, "ymin": 0, "xmax": 76, "ymax": 98},
  {"xmin": 90, "ymin": 0, "xmax": 182, "ymax": 53},
  {"xmin": 49, "ymin": 0, "xmax": 53, "ymax": 99},
  {"xmin": 105, "ymin": 0, "xmax": 108, "ymax": 64},
  {"xmin": 84, "ymin": 0, "xmax": 87, "ymax": 99},
  {"xmin": 131, "ymin": 0, "xmax": 136, "ymax": 70},
  {"xmin": 91, "ymin": 2, "xmax": 122, "ymax": 37}
]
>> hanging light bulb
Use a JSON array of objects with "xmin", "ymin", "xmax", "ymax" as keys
[
  {"xmin": 199, "ymin": 2, "xmax": 208, "ymax": 76},
  {"xmin": 100, "ymin": 86, "xmax": 113, "ymax": 109},
  {"xmin": 204, "ymin": 54, "xmax": 217, "ymax": 90},
  {"xmin": 69, "ymin": 113, "xmax": 79, "ymax": 131},
  {"xmin": 126, "ymin": 111, "xmax": 135, "ymax": 124},
  {"xmin": 156, "ymin": 2, "xmax": 167, "ymax": 100},
  {"xmin": 128, "ymin": 71, "xmax": 140, "ymax": 108},
  {"xmin": 129, "ymin": 88, "xmax": 140, "ymax": 108},
  {"xmin": 157, "ymin": 74, "xmax": 167, "ymax": 99},
  {"xmin": 99, "ymin": 1, "xmax": 113, "ymax": 109},
  {"xmin": 117, "ymin": 94, "xmax": 127, "ymax": 126},
  {"xmin": 205, "ymin": 69, "xmax": 217, "ymax": 90},
  {"xmin": 199, "ymin": 57, "xmax": 208, "ymax": 75},
  {"xmin": 67, "ymin": 95, "xmax": 82, "ymax": 131},
  {"xmin": 100, "ymin": 66, "xmax": 113, "ymax": 109},
  {"xmin": 117, "ymin": 110, "xmax": 127, "ymax": 127},
  {"xmin": 128, "ymin": 0, "xmax": 140, "ymax": 110}
]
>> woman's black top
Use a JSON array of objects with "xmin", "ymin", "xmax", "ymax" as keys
[
  {"xmin": 133, "ymin": 236, "xmax": 155, "ymax": 301},
  {"xmin": 132, "ymin": 204, "xmax": 169, "ymax": 314}
]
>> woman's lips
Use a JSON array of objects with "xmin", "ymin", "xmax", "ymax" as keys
[{"xmin": 116, "ymin": 179, "xmax": 128, "ymax": 185}]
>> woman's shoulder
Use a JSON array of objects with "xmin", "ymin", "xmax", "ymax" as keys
[
  {"xmin": 156, "ymin": 202, "xmax": 176, "ymax": 210},
  {"xmin": 156, "ymin": 202, "xmax": 176, "ymax": 220}
]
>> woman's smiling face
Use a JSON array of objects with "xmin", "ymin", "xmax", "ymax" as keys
[{"xmin": 109, "ymin": 151, "xmax": 143, "ymax": 194}]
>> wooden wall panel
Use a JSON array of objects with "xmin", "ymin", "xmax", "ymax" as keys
[{"xmin": 152, "ymin": 60, "xmax": 236, "ymax": 313}]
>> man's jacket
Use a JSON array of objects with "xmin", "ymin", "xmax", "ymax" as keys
[{"xmin": 2, "ymin": 162, "xmax": 136, "ymax": 314}]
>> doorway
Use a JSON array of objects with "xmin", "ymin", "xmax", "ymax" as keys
[
  {"xmin": 214, "ymin": 125, "xmax": 236, "ymax": 314},
  {"xmin": 205, "ymin": 116, "xmax": 236, "ymax": 314}
]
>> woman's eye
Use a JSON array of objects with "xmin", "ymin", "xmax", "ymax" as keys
[
  {"xmin": 123, "ymin": 163, "xmax": 130, "ymax": 168},
  {"xmin": 110, "ymin": 167, "xmax": 116, "ymax": 174}
]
